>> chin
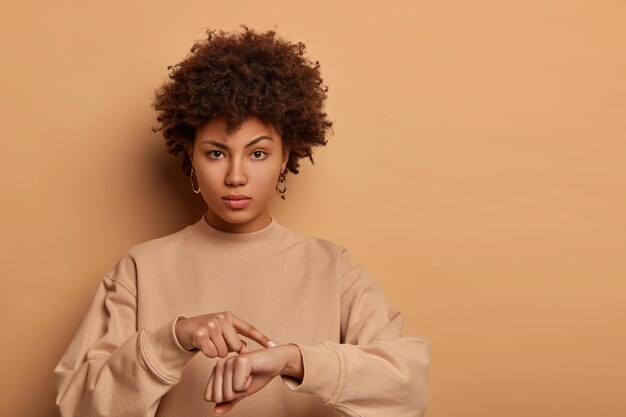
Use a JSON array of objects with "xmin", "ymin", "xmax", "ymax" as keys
[
  {"xmin": 222, "ymin": 215, "xmax": 254, "ymax": 225},
  {"xmin": 213, "ymin": 209, "xmax": 257, "ymax": 224}
]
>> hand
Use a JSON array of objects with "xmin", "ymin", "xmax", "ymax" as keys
[
  {"xmin": 175, "ymin": 311, "xmax": 275, "ymax": 358},
  {"xmin": 206, "ymin": 343, "xmax": 303, "ymax": 415}
]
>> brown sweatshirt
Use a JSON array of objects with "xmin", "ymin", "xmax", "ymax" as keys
[{"xmin": 54, "ymin": 215, "xmax": 430, "ymax": 417}]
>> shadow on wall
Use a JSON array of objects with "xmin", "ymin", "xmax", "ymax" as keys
[
  {"xmin": 39, "ymin": 132, "xmax": 207, "ymax": 417},
  {"xmin": 142, "ymin": 129, "xmax": 209, "ymax": 229}
]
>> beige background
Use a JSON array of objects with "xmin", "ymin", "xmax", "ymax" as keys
[{"xmin": 1, "ymin": 1, "xmax": 625, "ymax": 416}]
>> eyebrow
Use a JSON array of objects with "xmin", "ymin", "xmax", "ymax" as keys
[{"xmin": 200, "ymin": 136, "xmax": 274, "ymax": 150}]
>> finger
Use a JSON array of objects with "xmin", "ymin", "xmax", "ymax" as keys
[
  {"xmin": 214, "ymin": 396, "xmax": 245, "ymax": 415},
  {"xmin": 220, "ymin": 320, "xmax": 246, "ymax": 353},
  {"xmin": 213, "ymin": 360, "xmax": 225, "ymax": 404},
  {"xmin": 231, "ymin": 316, "xmax": 275, "ymax": 348},
  {"xmin": 196, "ymin": 334, "xmax": 218, "ymax": 358},
  {"xmin": 222, "ymin": 359, "xmax": 235, "ymax": 402},
  {"xmin": 238, "ymin": 340, "xmax": 247, "ymax": 354},
  {"xmin": 205, "ymin": 368, "xmax": 215, "ymax": 402},
  {"xmin": 208, "ymin": 323, "xmax": 229, "ymax": 358}
]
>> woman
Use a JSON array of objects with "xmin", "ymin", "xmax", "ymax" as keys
[{"xmin": 54, "ymin": 25, "xmax": 430, "ymax": 417}]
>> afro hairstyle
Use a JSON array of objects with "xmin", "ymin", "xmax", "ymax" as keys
[{"xmin": 151, "ymin": 24, "xmax": 334, "ymax": 178}]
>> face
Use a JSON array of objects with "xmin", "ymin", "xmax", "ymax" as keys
[{"xmin": 189, "ymin": 114, "xmax": 289, "ymax": 233}]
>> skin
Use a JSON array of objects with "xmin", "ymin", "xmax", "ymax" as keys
[
  {"xmin": 174, "ymin": 114, "xmax": 304, "ymax": 415},
  {"xmin": 189, "ymin": 113, "xmax": 289, "ymax": 234}
]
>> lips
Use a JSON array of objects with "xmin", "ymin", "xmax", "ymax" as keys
[
  {"xmin": 222, "ymin": 196, "xmax": 251, "ymax": 209},
  {"xmin": 223, "ymin": 194, "xmax": 251, "ymax": 200}
]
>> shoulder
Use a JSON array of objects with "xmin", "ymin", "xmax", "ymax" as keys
[
  {"xmin": 282, "ymin": 227, "xmax": 361, "ymax": 274},
  {"xmin": 127, "ymin": 225, "xmax": 190, "ymax": 258},
  {"xmin": 283, "ymin": 226, "xmax": 345, "ymax": 254},
  {"xmin": 105, "ymin": 224, "xmax": 190, "ymax": 279}
]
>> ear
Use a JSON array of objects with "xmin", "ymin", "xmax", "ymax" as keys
[
  {"xmin": 281, "ymin": 148, "xmax": 290, "ymax": 172},
  {"xmin": 187, "ymin": 146, "xmax": 194, "ymax": 167}
]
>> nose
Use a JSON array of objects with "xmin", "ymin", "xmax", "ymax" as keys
[{"xmin": 225, "ymin": 158, "xmax": 247, "ymax": 187}]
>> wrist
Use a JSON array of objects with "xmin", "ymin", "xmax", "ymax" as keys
[
  {"xmin": 281, "ymin": 343, "xmax": 304, "ymax": 380},
  {"xmin": 174, "ymin": 316, "xmax": 194, "ymax": 351}
]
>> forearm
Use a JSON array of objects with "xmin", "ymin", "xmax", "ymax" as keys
[
  {"xmin": 279, "ymin": 337, "xmax": 430, "ymax": 417},
  {"xmin": 56, "ymin": 315, "xmax": 196, "ymax": 417}
]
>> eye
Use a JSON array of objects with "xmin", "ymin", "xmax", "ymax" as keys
[
  {"xmin": 206, "ymin": 150, "xmax": 224, "ymax": 159},
  {"xmin": 251, "ymin": 150, "xmax": 267, "ymax": 160}
]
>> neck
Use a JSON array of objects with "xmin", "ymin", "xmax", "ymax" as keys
[{"xmin": 186, "ymin": 213, "xmax": 286, "ymax": 256}]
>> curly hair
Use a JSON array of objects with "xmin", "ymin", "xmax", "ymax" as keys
[{"xmin": 151, "ymin": 24, "xmax": 334, "ymax": 178}]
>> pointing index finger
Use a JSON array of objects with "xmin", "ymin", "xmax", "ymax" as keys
[{"xmin": 231, "ymin": 316, "xmax": 275, "ymax": 348}]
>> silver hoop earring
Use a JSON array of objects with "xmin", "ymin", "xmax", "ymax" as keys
[{"xmin": 190, "ymin": 167, "xmax": 201, "ymax": 194}]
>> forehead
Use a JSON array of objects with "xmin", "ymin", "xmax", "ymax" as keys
[{"xmin": 196, "ymin": 115, "xmax": 279, "ymax": 143}]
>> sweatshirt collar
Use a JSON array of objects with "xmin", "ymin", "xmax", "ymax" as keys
[{"xmin": 186, "ymin": 214, "xmax": 286, "ymax": 255}]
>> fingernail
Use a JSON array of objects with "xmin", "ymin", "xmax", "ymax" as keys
[{"xmin": 268, "ymin": 340, "xmax": 277, "ymax": 348}]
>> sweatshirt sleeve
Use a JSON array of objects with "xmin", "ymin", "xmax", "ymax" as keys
[
  {"xmin": 53, "ymin": 253, "xmax": 197, "ymax": 417},
  {"xmin": 280, "ymin": 247, "xmax": 431, "ymax": 417}
]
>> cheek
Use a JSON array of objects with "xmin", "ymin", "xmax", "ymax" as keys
[
  {"xmin": 254, "ymin": 166, "xmax": 281, "ymax": 185},
  {"xmin": 196, "ymin": 168, "xmax": 221, "ymax": 188}
]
